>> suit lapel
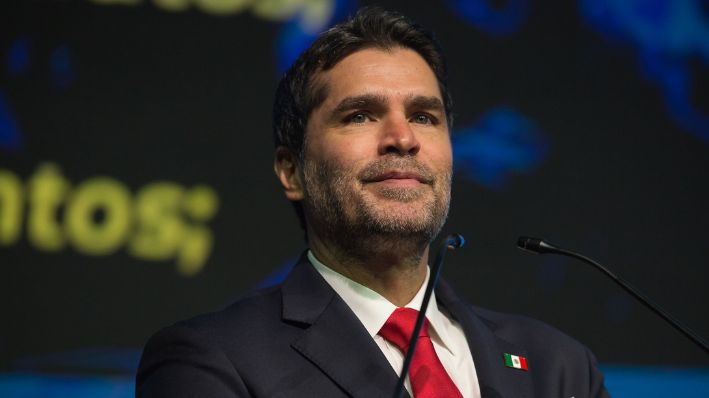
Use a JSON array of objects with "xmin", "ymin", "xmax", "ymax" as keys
[
  {"xmin": 436, "ymin": 280, "xmax": 534, "ymax": 398},
  {"xmin": 281, "ymin": 257, "xmax": 408, "ymax": 398},
  {"xmin": 280, "ymin": 256, "xmax": 535, "ymax": 398}
]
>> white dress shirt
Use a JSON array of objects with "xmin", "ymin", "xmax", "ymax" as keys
[{"xmin": 308, "ymin": 251, "xmax": 481, "ymax": 398}]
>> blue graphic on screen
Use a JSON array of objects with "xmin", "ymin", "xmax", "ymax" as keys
[
  {"xmin": 13, "ymin": 348, "xmax": 140, "ymax": 374},
  {"xmin": 1, "ymin": 38, "xmax": 31, "ymax": 151},
  {"xmin": 275, "ymin": 0, "xmax": 359, "ymax": 74},
  {"xmin": 1, "ymin": 367, "xmax": 708, "ymax": 398},
  {"xmin": 253, "ymin": 258, "xmax": 297, "ymax": 289},
  {"xmin": 2, "ymin": 38, "xmax": 76, "ymax": 151},
  {"xmin": 5, "ymin": 38, "xmax": 30, "ymax": 77},
  {"xmin": 452, "ymin": 107, "xmax": 549, "ymax": 190},
  {"xmin": 600, "ymin": 366, "xmax": 709, "ymax": 398},
  {"xmin": 0, "ymin": 348, "xmax": 140, "ymax": 398},
  {"xmin": 0, "ymin": 373, "xmax": 134, "ymax": 398},
  {"xmin": 0, "ymin": 90, "xmax": 22, "ymax": 151},
  {"xmin": 50, "ymin": 45, "xmax": 75, "ymax": 89},
  {"xmin": 448, "ymin": 0, "xmax": 530, "ymax": 36},
  {"xmin": 579, "ymin": 0, "xmax": 709, "ymax": 142}
]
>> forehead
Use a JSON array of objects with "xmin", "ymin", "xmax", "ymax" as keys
[{"xmin": 314, "ymin": 47, "xmax": 442, "ymax": 106}]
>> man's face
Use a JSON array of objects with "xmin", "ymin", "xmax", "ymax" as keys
[{"xmin": 300, "ymin": 47, "xmax": 452, "ymax": 243}]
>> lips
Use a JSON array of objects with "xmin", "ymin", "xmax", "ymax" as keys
[
  {"xmin": 358, "ymin": 157, "xmax": 436, "ymax": 186},
  {"xmin": 363, "ymin": 170, "xmax": 432, "ymax": 184}
]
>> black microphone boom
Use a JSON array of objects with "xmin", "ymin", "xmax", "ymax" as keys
[
  {"xmin": 517, "ymin": 236, "xmax": 709, "ymax": 354},
  {"xmin": 392, "ymin": 234, "xmax": 465, "ymax": 398}
]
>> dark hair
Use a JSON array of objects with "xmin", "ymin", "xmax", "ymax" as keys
[{"xmin": 272, "ymin": 7, "xmax": 452, "ymax": 230}]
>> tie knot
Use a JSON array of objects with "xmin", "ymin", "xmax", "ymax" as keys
[
  {"xmin": 378, "ymin": 307, "xmax": 430, "ymax": 351},
  {"xmin": 378, "ymin": 309, "xmax": 464, "ymax": 397}
]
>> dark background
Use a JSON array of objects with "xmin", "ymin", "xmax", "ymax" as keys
[{"xmin": 1, "ymin": 0, "xmax": 707, "ymax": 384}]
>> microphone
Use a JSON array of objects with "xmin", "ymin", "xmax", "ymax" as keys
[
  {"xmin": 516, "ymin": 236, "xmax": 557, "ymax": 254},
  {"xmin": 517, "ymin": 236, "xmax": 709, "ymax": 354},
  {"xmin": 392, "ymin": 233, "xmax": 465, "ymax": 398}
]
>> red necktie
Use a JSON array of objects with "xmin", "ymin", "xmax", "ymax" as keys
[{"xmin": 378, "ymin": 307, "xmax": 463, "ymax": 398}]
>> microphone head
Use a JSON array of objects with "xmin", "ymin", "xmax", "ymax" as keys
[
  {"xmin": 517, "ymin": 236, "xmax": 541, "ymax": 252},
  {"xmin": 517, "ymin": 236, "xmax": 557, "ymax": 254},
  {"xmin": 445, "ymin": 234, "xmax": 465, "ymax": 250}
]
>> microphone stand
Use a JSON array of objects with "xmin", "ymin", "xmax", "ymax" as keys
[
  {"xmin": 517, "ymin": 236, "xmax": 709, "ymax": 355},
  {"xmin": 392, "ymin": 234, "xmax": 465, "ymax": 398}
]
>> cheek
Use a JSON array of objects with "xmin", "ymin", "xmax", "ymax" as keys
[
  {"xmin": 310, "ymin": 135, "xmax": 372, "ymax": 171},
  {"xmin": 424, "ymin": 137, "xmax": 453, "ymax": 171}
]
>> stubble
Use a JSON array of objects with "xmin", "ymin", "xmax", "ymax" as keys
[{"xmin": 301, "ymin": 154, "xmax": 452, "ymax": 259}]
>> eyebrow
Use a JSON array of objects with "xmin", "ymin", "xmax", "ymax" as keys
[
  {"xmin": 332, "ymin": 94, "xmax": 388, "ymax": 115},
  {"xmin": 405, "ymin": 95, "xmax": 445, "ymax": 113},
  {"xmin": 331, "ymin": 93, "xmax": 445, "ymax": 115}
]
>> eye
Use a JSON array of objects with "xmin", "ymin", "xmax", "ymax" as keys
[
  {"xmin": 347, "ymin": 113, "xmax": 370, "ymax": 124},
  {"xmin": 412, "ymin": 113, "xmax": 435, "ymax": 125}
]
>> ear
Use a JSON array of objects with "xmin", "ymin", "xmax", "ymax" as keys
[{"xmin": 274, "ymin": 146, "xmax": 304, "ymax": 201}]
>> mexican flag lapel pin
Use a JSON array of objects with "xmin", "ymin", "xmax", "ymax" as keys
[{"xmin": 503, "ymin": 353, "xmax": 528, "ymax": 371}]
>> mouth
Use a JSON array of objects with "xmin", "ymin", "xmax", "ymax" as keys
[{"xmin": 363, "ymin": 171, "xmax": 432, "ymax": 185}]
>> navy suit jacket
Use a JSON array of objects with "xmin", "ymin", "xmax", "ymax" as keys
[{"xmin": 136, "ymin": 255, "xmax": 609, "ymax": 397}]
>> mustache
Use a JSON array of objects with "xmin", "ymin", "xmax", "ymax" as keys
[{"xmin": 358, "ymin": 156, "xmax": 436, "ymax": 184}]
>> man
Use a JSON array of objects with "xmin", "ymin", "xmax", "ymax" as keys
[{"xmin": 136, "ymin": 8, "xmax": 609, "ymax": 398}]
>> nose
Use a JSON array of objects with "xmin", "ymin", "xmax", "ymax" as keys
[{"xmin": 378, "ymin": 115, "xmax": 421, "ymax": 156}]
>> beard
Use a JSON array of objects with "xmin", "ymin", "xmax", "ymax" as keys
[{"xmin": 301, "ymin": 154, "xmax": 451, "ymax": 256}]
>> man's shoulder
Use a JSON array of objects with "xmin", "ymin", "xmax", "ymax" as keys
[
  {"xmin": 136, "ymin": 284, "xmax": 297, "ymax": 396},
  {"xmin": 142, "ymin": 258, "xmax": 324, "ymax": 354},
  {"xmin": 138, "ymin": 283, "xmax": 296, "ymax": 375},
  {"xmin": 439, "ymin": 279, "xmax": 591, "ymax": 356},
  {"xmin": 160, "ymin": 284, "xmax": 286, "ymax": 342},
  {"xmin": 468, "ymin": 304, "xmax": 597, "ymax": 363},
  {"xmin": 473, "ymin": 305, "xmax": 576, "ymax": 339}
]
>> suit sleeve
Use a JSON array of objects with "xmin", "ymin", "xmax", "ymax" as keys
[
  {"xmin": 585, "ymin": 345, "xmax": 611, "ymax": 398},
  {"xmin": 135, "ymin": 323, "xmax": 251, "ymax": 398}
]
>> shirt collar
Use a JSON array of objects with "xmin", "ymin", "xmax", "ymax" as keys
[{"xmin": 308, "ymin": 250, "xmax": 454, "ymax": 354}]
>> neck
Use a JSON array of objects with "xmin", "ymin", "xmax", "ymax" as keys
[{"xmin": 308, "ymin": 231, "xmax": 431, "ymax": 307}]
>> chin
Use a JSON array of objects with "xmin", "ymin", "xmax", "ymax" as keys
[{"xmin": 360, "ymin": 203, "xmax": 444, "ymax": 235}]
